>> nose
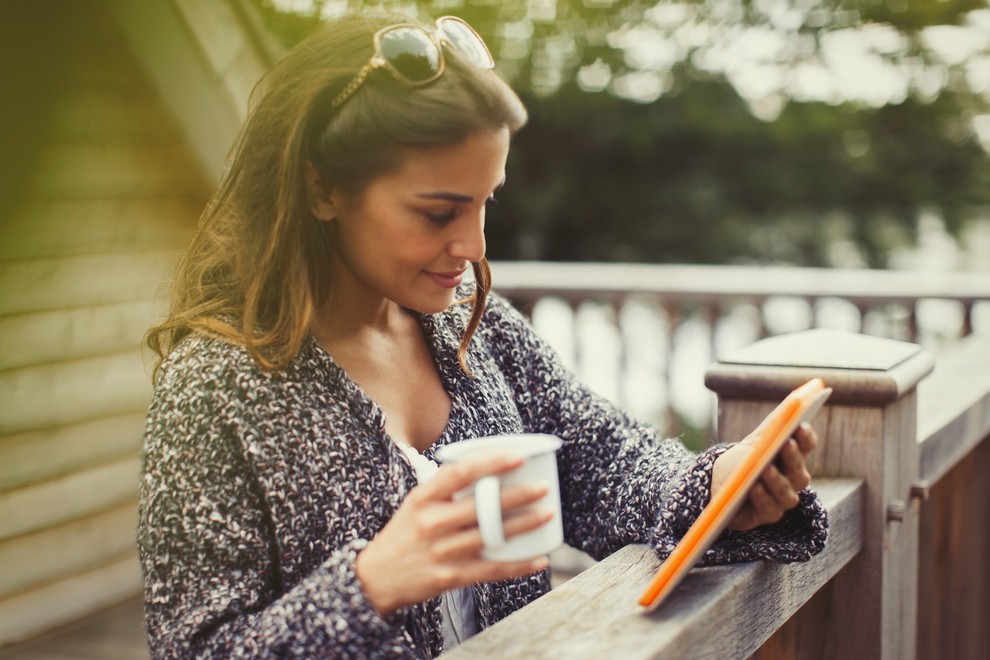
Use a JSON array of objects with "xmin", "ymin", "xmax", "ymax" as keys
[{"xmin": 448, "ymin": 208, "xmax": 486, "ymax": 263}]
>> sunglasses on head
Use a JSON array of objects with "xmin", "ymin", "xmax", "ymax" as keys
[{"xmin": 330, "ymin": 16, "xmax": 495, "ymax": 111}]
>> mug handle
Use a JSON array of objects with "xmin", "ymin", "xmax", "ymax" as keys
[{"xmin": 475, "ymin": 475, "xmax": 506, "ymax": 549}]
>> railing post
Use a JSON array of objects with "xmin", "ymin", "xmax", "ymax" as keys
[{"xmin": 704, "ymin": 328, "xmax": 934, "ymax": 660}]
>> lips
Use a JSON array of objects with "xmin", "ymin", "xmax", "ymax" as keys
[{"xmin": 424, "ymin": 269, "xmax": 467, "ymax": 289}]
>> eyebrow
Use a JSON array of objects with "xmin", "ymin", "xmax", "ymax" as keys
[
  {"xmin": 415, "ymin": 191, "xmax": 475, "ymax": 203},
  {"xmin": 414, "ymin": 178, "xmax": 507, "ymax": 204}
]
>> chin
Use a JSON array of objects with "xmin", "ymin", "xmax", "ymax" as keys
[{"xmin": 407, "ymin": 291, "xmax": 458, "ymax": 315}]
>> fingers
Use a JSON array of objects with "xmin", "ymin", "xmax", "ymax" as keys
[
  {"xmin": 749, "ymin": 483, "xmax": 782, "ymax": 524},
  {"xmin": 737, "ymin": 464, "xmax": 800, "ymax": 530},
  {"xmin": 726, "ymin": 422, "xmax": 819, "ymax": 531},
  {"xmin": 762, "ymin": 464, "xmax": 800, "ymax": 508},
  {"xmin": 357, "ymin": 520, "xmax": 551, "ymax": 617},
  {"xmin": 742, "ymin": 462, "xmax": 800, "ymax": 529},
  {"xmin": 416, "ymin": 480, "xmax": 550, "ymax": 538},
  {"xmin": 777, "ymin": 438, "xmax": 812, "ymax": 492},
  {"xmin": 738, "ymin": 481, "xmax": 785, "ymax": 528},
  {"xmin": 430, "ymin": 506, "xmax": 555, "ymax": 561},
  {"xmin": 360, "ymin": 452, "xmax": 556, "ymax": 616},
  {"xmin": 792, "ymin": 422, "xmax": 818, "ymax": 456},
  {"xmin": 418, "ymin": 453, "xmax": 524, "ymax": 501}
]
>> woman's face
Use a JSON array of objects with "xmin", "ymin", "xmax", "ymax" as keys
[{"xmin": 326, "ymin": 127, "xmax": 510, "ymax": 315}]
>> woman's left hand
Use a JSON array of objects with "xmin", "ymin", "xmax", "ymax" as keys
[{"xmin": 711, "ymin": 422, "xmax": 818, "ymax": 531}]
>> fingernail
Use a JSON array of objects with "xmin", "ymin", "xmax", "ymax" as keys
[
  {"xmin": 502, "ymin": 453, "xmax": 525, "ymax": 466},
  {"xmin": 527, "ymin": 508, "xmax": 555, "ymax": 525},
  {"xmin": 530, "ymin": 480, "xmax": 550, "ymax": 496}
]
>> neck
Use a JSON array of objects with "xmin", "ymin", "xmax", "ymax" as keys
[{"xmin": 313, "ymin": 292, "xmax": 407, "ymax": 341}]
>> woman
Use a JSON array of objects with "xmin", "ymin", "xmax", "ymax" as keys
[{"xmin": 140, "ymin": 10, "xmax": 826, "ymax": 659}]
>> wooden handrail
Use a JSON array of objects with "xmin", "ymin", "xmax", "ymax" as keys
[
  {"xmin": 444, "ymin": 479, "xmax": 863, "ymax": 659},
  {"xmin": 916, "ymin": 334, "xmax": 990, "ymax": 483},
  {"xmin": 490, "ymin": 261, "xmax": 990, "ymax": 306},
  {"xmin": 448, "ymin": 325, "xmax": 990, "ymax": 659}
]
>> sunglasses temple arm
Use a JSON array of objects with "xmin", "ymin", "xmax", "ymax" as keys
[{"xmin": 330, "ymin": 61, "xmax": 376, "ymax": 110}]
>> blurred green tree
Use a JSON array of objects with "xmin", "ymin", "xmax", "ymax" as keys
[{"xmin": 250, "ymin": 0, "xmax": 990, "ymax": 267}]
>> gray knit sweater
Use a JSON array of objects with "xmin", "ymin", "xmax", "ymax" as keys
[{"xmin": 138, "ymin": 291, "xmax": 827, "ymax": 659}]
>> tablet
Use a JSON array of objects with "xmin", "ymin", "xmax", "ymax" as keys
[{"xmin": 638, "ymin": 377, "xmax": 831, "ymax": 611}]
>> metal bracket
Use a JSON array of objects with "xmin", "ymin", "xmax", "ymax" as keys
[
  {"xmin": 910, "ymin": 480, "xmax": 932, "ymax": 502},
  {"xmin": 887, "ymin": 500, "xmax": 907, "ymax": 522}
]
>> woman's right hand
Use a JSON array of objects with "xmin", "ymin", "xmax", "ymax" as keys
[{"xmin": 354, "ymin": 454, "xmax": 553, "ymax": 618}]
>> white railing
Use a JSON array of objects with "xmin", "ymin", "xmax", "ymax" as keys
[{"xmin": 489, "ymin": 261, "xmax": 990, "ymax": 438}]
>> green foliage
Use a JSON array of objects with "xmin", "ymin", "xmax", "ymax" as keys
[
  {"xmin": 853, "ymin": 0, "xmax": 986, "ymax": 31},
  {"xmin": 487, "ymin": 79, "xmax": 990, "ymax": 267},
  {"xmin": 672, "ymin": 415, "xmax": 709, "ymax": 454},
  {"xmin": 249, "ymin": 0, "xmax": 990, "ymax": 267}
]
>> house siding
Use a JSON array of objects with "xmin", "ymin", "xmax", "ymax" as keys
[{"xmin": 0, "ymin": 0, "xmax": 209, "ymax": 646}]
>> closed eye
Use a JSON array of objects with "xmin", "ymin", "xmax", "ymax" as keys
[{"xmin": 425, "ymin": 210, "xmax": 457, "ymax": 224}]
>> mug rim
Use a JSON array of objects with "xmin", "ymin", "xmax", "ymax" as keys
[{"xmin": 435, "ymin": 433, "xmax": 562, "ymax": 463}]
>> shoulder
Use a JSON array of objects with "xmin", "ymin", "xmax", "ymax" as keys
[
  {"xmin": 431, "ymin": 285, "xmax": 535, "ymax": 347},
  {"xmin": 152, "ymin": 333, "xmax": 326, "ymax": 418},
  {"xmin": 156, "ymin": 333, "xmax": 259, "ymax": 394},
  {"xmin": 147, "ymin": 335, "xmax": 255, "ymax": 434},
  {"xmin": 482, "ymin": 289, "xmax": 528, "ymax": 326},
  {"xmin": 480, "ymin": 289, "xmax": 545, "ymax": 352}
]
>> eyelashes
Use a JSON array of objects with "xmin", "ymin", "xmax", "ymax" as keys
[
  {"xmin": 425, "ymin": 197, "xmax": 497, "ymax": 225},
  {"xmin": 423, "ymin": 195, "xmax": 498, "ymax": 225},
  {"xmin": 425, "ymin": 210, "xmax": 457, "ymax": 224}
]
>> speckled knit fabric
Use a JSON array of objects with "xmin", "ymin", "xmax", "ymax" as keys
[{"xmin": 139, "ymin": 290, "xmax": 828, "ymax": 659}]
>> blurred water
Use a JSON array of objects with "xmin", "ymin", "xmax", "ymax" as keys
[{"xmin": 526, "ymin": 218, "xmax": 990, "ymax": 433}]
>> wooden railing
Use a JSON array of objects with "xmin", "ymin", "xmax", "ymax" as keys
[
  {"xmin": 489, "ymin": 261, "xmax": 990, "ymax": 436},
  {"xmin": 442, "ymin": 263, "xmax": 990, "ymax": 659}
]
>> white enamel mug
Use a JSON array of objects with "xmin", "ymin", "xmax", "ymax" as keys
[{"xmin": 435, "ymin": 433, "xmax": 564, "ymax": 562}]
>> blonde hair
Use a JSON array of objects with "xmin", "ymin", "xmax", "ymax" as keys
[{"xmin": 147, "ymin": 12, "xmax": 527, "ymax": 380}]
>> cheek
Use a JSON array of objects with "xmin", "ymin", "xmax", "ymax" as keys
[
  {"xmin": 389, "ymin": 239, "xmax": 442, "ymax": 274},
  {"xmin": 378, "ymin": 221, "xmax": 446, "ymax": 260},
  {"xmin": 329, "ymin": 216, "xmax": 381, "ymax": 275},
  {"xmin": 336, "ymin": 218, "xmax": 434, "ymax": 275}
]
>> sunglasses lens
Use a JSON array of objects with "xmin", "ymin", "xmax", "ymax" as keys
[
  {"xmin": 437, "ymin": 17, "xmax": 494, "ymax": 69},
  {"xmin": 379, "ymin": 27, "xmax": 442, "ymax": 83}
]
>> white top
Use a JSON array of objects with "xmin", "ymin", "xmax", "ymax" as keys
[{"xmin": 396, "ymin": 443, "xmax": 480, "ymax": 650}]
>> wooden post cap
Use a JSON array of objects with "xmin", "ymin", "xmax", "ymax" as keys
[{"xmin": 705, "ymin": 328, "xmax": 935, "ymax": 405}]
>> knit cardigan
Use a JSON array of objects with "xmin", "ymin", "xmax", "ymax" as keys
[{"xmin": 138, "ymin": 291, "xmax": 828, "ymax": 659}]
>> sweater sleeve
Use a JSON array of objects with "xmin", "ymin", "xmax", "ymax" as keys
[
  {"xmin": 138, "ymin": 343, "xmax": 421, "ymax": 659},
  {"xmin": 480, "ymin": 294, "xmax": 827, "ymax": 564}
]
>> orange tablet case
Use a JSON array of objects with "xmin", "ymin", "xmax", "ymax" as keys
[{"xmin": 638, "ymin": 377, "xmax": 832, "ymax": 611}]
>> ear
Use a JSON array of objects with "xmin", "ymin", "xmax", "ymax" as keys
[{"xmin": 305, "ymin": 161, "xmax": 338, "ymax": 222}]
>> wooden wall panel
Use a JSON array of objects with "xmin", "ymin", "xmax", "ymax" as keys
[
  {"xmin": 0, "ymin": 413, "xmax": 146, "ymax": 492},
  {"xmin": 0, "ymin": 251, "xmax": 182, "ymax": 316},
  {"xmin": 29, "ymin": 141, "xmax": 205, "ymax": 198},
  {"xmin": 0, "ymin": 301, "xmax": 154, "ymax": 370},
  {"xmin": 0, "ymin": 0, "xmax": 214, "ymax": 645},
  {"xmin": 0, "ymin": 554, "xmax": 141, "ymax": 647},
  {"xmin": 0, "ymin": 350, "xmax": 152, "ymax": 436},
  {"xmin": 0, "ymin": 197, "xmax": 198, "ymax": 260},
  {"xmin": 0, "ymin": 502, "xmax": 137, "ymax": 597},
  {"xmin": 49, "ymin": 85, "xmax": 174, "ymax": 139},
  {"xmin": 0, "ymin": 457, "xmax": 140, "ymax": 541}
]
